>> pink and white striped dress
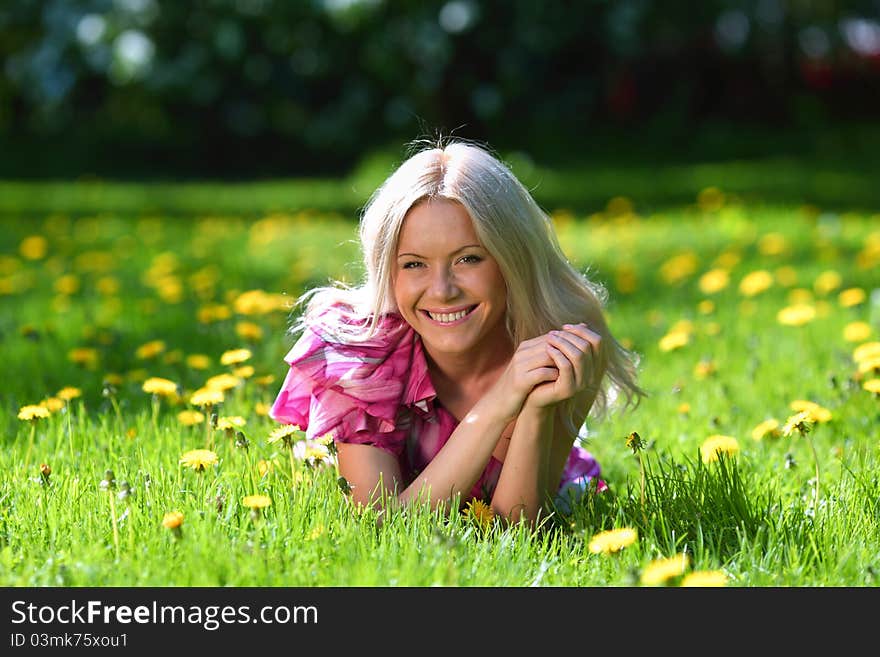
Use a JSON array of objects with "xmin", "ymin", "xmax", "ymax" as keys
[{"xmin": 270, "ymin": 304, "xmax": 602, "ymax": 505}]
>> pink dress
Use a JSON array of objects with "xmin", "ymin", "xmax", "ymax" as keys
[{"xmin": 269, "ymin": 304, "xmax": 602, "ymax": 505}]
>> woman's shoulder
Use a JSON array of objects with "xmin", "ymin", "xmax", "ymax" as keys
[{"xmin": 292, "ymin": 302, "xmax": 413, "ymax": 360}]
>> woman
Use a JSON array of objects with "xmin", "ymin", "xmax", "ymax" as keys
[{"xmin": 270, "ymin": 139, "xmax": 643, "ymax": 525}]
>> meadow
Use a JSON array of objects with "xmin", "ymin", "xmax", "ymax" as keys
[{"xmin": 1, "ymin": 153, "xmax": 879, "ymax": 587}]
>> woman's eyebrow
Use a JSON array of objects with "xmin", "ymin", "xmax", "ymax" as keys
[{"xmin": 397, "ymin": 244, "xmax": 483, "ymax": 258}]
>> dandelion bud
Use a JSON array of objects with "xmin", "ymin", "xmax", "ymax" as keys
[
  {"xmin": 235, "ymin": 431, "xmax": 250, "ymax": 451},
  {"xmin": 100, "ymin": 469, "xmax": 116, "ymax": 490},
  {"xmin": 117, "ymin": 480, "xmax": 133, "ymax": 501}
]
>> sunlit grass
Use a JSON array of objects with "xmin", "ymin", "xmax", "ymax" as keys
[{"xmin": 1, "ymin": 184, "xmax": 879, "ymax": 586}]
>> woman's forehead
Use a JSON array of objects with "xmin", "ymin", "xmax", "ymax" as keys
[{"xmin": 397, "ymin": 199, "xmax": 481, "ymax": 252}]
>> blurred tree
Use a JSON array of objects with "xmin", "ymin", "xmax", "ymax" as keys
[{"xmin": 0, "ymin": 0, "xmax": 878, "ymax": 178}]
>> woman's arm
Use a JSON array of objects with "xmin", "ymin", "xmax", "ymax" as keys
[
  {"xmin": 491, "ymin": 324, "xmax": 603, "ymax": 525},
  {"xmin": 337, "ymin": 334, "xmax": 564, "ymax": 514}
]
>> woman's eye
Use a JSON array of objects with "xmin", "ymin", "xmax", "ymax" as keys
[
  {"xmin": 459, "ymin": 255, "xmax": 482, "ymax": 264},
  {"xmin": 402, "ymin": 261, "xmax": 423, "ymax": 269}
]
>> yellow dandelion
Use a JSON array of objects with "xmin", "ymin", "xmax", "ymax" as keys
[
  {"xmin": 697, "ymin": 186, "xmax": 724, "ymax": 212},
  {"xmin": 757, "ymin": 232, "xmax": 787, "ymax": 255},
  {"xmin": 693, "ymin": 359, "xmax": 716, "ymax": 379},
  {"xmin": 142, "ymin": 377, "xmax": 179, "ymax": 397},
  {"xmin": 186, "ymin": 354, "xmax": 212, "ymax": 370},
  {"xmin": 135, "ymin": 340, "xmax": 166, "ymax": 359},
  {"xmin": 162, "ymin": 511, "xmax": 184, "ymax": 529},
  {"xmin": 738, "ymin": 270, "xmax": 773, "ymax": 297},
  {"xmin": 700, "ymin": 434, "xmax": 739, "ymax": 463},
  {"xmin": 787, "ymin": 288, "xmax": 814, "ymax": 304},
  {"xmin": 20, "ymin": 235, "xmax": 49, "ymax": 260},
  {"xmin": 838, "ymin": 287, "xmax": 866, "ymax": 308},
  {"xmin": 233, "ymin": 365, "xmax": 255, "ymax": 379},
  {"xmin": 242, "ymin": 494, "xmax": 272, "ymax": 510},
  {"xmin": 588, "ymin": 527, "xmax": 638, "ymax": 554},
  {"xmin": 255, "ymin": 374, "xmax": 276, "ymax": 386},
  {"xmin": 268, "ymin": 423, "xmax": 302, "ymax": 446},
  {"xmin": 217, "ymin": 416, "xmax": 247, "ymax": 431},
  {"xmin": 659, "ymin": 252, "xmax": 699, "ymax": 285},
  {"xmin": 677, "ymin": 402, "xmax": 691, "ymax": 415},
  {"xmin": 464, "ymin": 498, "xmax": 495, "ymax": 530},
  {"xmin": 255, "ymin": 401, "xmax": 270, "ymax": 416},
  {"xmin": 858, "ymin": 355, "xmax": 880, "ymax": 375},
  {"xmin": 68, "ymin": 347, "xmax": 99, "ymax": 367},
  {"xmin": 698, "ymin": 268, "xmax": 729, "ymax": 295},
  {"xmin": 56, "ymin": 386, "xmax": 82, "ymax": 401},
  {"xmin": 641, "ymin": 553, "xmax": 690, "ymax": 585},
  {"xmin": 41, "ymin": 397, "xmax": 65, "ymax": 413},
  {"xmin": 751, "ymin": 418, "xmax": 781, "ymax": 441},
  {"xmin": 204, "ymin": 373, "xmax": 242, "ymax": 392},
  {"xmin": 177, "ymin": 410, "xmax": 206, "ymax": 426},
  {"xmin": 861, "ymin": 379, "xmax": 880, "ymax": 395},
  {"xmin": 844, "ymin": 322, "xmax": 872, "ymax": 343},
  {"xmin": 257, "ymin": 459, "xmax": 275, "ymax": 477},
  {"xmin": 220, "ymin": 348, "xmax": 252, "ymax": 366},
  {"xmin": 190, "ymin": 387, "xmax": 224, "ymax": 407},
  {"xmin": 789, "ymin": 400, "xmax": 832, "ymax": 423},
  {"xmin": 179, "ymin": 449, "xmax": 218, "ymax": 471},
  {"xmin": 813, "ymin": 270, "xmax": 842, "ymax": 295},
  {"xmin": 853, "ymin": 342, "xmax": 880, "ymax": 364},
  {"xmin": 776, "ymin": 304, "xmax": 816, "ymax": 326},
  {"xmin": 697, "ymin": 299, "xmax": 715, "ymax": 315},
  {"xmin": 18, "ymin": 405, "xmax": 51, "ymax": 421},
  {"xmin": 782, "ymin": 411, "xmax": 813, "ymax": 437},
  {"xmin": 659, "ymin": 330, "xmax": 690, "ymax": 352},
  {"xmin": 235, "ymin": 321, "xmax": 264, "ymax": 341},
  {"xmin": 681, "ymin": 570, "xmax": 728, "ymax": 587}
]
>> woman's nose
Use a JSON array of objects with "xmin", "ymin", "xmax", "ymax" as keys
[{"xmin": 429, "ymin": 266, "xmax": 459, "ymax": 298}]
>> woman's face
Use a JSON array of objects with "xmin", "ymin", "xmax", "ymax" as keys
[{"xmin": 393, "ymin": 198, "xmax": 509, "ymax": 360}]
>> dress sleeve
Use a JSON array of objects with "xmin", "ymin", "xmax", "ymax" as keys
[{"xmin": 269, "ymin": 311, "xmax": 416, "ymax": 457}]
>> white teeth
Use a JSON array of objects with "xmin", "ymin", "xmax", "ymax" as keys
[{"xmin": 427, "ymin": 308, "xmax": 470, "ymax": 323}]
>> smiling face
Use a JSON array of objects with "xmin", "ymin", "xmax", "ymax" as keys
[{"xmin": 393, "ymin": 198, "xmax": 510, "ymax": 363}]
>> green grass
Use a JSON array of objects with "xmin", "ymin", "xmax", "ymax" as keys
[{"xmin": 1, "ymin": 173, "xmax": 879, "ymax": 586}]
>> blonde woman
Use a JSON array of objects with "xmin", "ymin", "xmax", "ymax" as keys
[{"xmin": 270, "ymin": 139, "xmax": 643, "ymax": 525}]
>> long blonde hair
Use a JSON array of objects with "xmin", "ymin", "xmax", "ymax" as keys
[{"xmin": 294, "ymin": 138, "xmax": 644, "ymax": 427}]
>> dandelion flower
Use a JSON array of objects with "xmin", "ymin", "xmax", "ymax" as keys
[
  {"xmin": 179, "ymin": 449, "xmax": 218, "ymax": 471},
  {"xmin": 625, "ymin": 431, "xmax": 644, "ymax": 454},
  {"xmin": 862, "ymin": 379, "xmax": 880, "ymax": 395},
  {"xmin": 189, "ymin": 387, "xmax": 224, "ymax": 407},
  {"xmin": 659, "ymin": 330, "xmax": 690, "ymax": 352},
  {"xmin": 757, "ymin": 232, "xmax": 787, "ymax": 256},
  {"xmin": 698, "ymin": 269, "xmax": 729, "ymax": 295},
  {"xmin": 217, "ymin": 416, "xmax": 247, "ymax": 431},
  {"xmin": 789, "ymin": 400, "xmax": 832, "ymax": 423},
  {"xmin": 681, "ymin": 570, "xmax": 728, "ymax": 587},
  {"xmin": 18, "ymin": 405, "xmax": 51, "ymax": 421},
  {"xmin": 142, "ymin": 377, "xmax": 178, "ymax": 397},
  {"xmin": 853, "ymin": 342, "xmax": 880, "ymax": 365},
  {"xmin": 844, "ymin": 322, "xmax": 872, "ymax": 343},
  {"xmin": 738, "ymin": 270, "xmax": 773, "ymax": 297},
  {"xmin": 186, "ymin": 354, "xmax": 212, "ymax": 370},
  {"xmin": 751, "ymin": 419, "xmax": 781, "ymax": 441},
  {"xmin": 268, "ymin": 424, "xmax": 302, "ymax": 446},
  {"xmin": 839, "ymin": 287, "xmax": 866, "ymax": 308},
  {"xmin": 235, "ymin": 321, "xmax": 264, "ymax": 341},
  {"xmin": 588, "ymin": 527, "xmax": 638, "ymax": 554},
  {"xmin": 782, "ymin": 411, "xmax": 813, "ymax": 437},
  {"xmin": 57, "ymin": 387, "xmax": 82, "ymax": 401},
  {"xmin": 177, "ymin": 410, "xmax": 205, "ymax": 426},
  {"xmin": 162, "ymin": 511, "xmax": 184, "ymax": 529},
  {"xmin": 220, "ymin": 348, "xmax": 252, "ymax": 366},
  {"xmin": 68, "ymin": 347, "xmax": 99, "ymax": 368},
  {"xmin": 242, "ymin": 494, "xmax": 272, "ymax": 510},
  {"xmin": 858, "ymin": 355, "xmax": 880, "ymax": 375},
  {"xmin": 813, "ymin": 270, "xmax": 842, "ymax": 295},
  {"xmin": 41, "ymin": 397, "xmax": 64, "ymax": 413},
  {"xmin": 204, "ymin": 373, "xmax": 242, "ymax": 392},
  {"xmin": 135, "ymin": 340, "xmax": 166, "ymax": 359},
  {"xmin": 777, "ymin": 304, "xmax": 816, "ymax": 326},
  {"xmin": 464, "ymin": 498, "xmax": 495, "ymax": 530},
  {"xmin": 640, "ymin": 553, "xmax": 690, "ymax": 586},
  {"xmin": 293, "ymin": 439, "xmax": 335, "ymax": 466},
  {"xmin": 700, "ymin": 434, "xmax": 739, "ymax": 463}
]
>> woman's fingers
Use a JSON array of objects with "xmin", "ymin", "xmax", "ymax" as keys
[{"xmin": 546, "ymin": 332, "xmax": 588, "ymax": 388}]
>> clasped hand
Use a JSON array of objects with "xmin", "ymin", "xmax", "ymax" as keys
[{"xmin": 494, "ymin": 323, "xmax": 602, "ymax": 420}]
